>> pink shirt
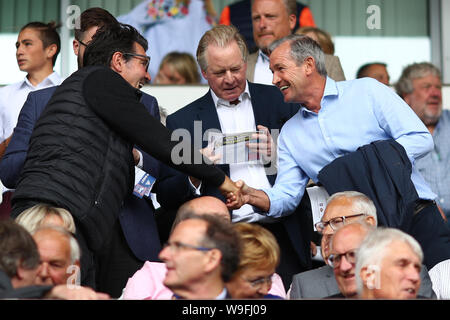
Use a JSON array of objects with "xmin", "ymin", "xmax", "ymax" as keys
[{"xmin": 122, "ymin": 261, "xmax": 287, "ymax": 300}]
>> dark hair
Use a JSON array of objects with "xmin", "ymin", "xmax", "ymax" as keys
[
  {"xmin": 74, "ymin": 7, "xmax": 118, "ymax": 42},
  {"xmin": 194, "ymin": 214, "xmax": 241, "ymax": 283},
  {"xmin": 0, "ymin": 220, "xmax": 40, "ymax": 278},
  {"xmin": 356, "ymin": 62, "xmax": 387, "ymax": 79},
  {"xmin": 83, "ymin": 23, "xmax": 148, "ymax": 68},
  {"xmin": 20, "ymin": 21, "xmax": 61, "ymax": 66}
]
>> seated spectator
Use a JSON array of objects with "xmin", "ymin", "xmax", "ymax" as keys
[
  {"xmin": 154, "ymin": 52, "xmax": 201, "ymax": 84},
  {"xmin": 395, "ymin": 62, "xmax": 449, "ymax": 226},
  {"xmin": 158, "ymin": 214, "xmax": 240, "ymax": 299},
  {"xmin": 295, "ymin": 26, "xmax": 334, "ymax": 55},
  {"xmin": 0, "ymin": 220, "xmax": 108, "ymax": 299},
  {"xmin": 15, "ymin": 204, "xmax": 76, "ymax": 234},
  {"xmin": 326, "ymin": 222, "xmax": 373, "ymax": 298},
  {"xmin": 356, "ymin": 62, "xmax": 390, "ymax": 86},
  {"xmin": 289, "ymin": 191, "xmax": 435, "ymax": 299},
  {"xmin": 227, "ymin": 222, "xmax": 285, "ymax": 299},
  {"xmin": 356, "ymin": 227, "xmax": 423, "ymax": 299},
  {"xmin": 122, "ymin": 196, "xmax": 231, "ymax": 299},
  {"xmin": 32, "ymin": 226, "xmax": 81, "ymax": 286}
]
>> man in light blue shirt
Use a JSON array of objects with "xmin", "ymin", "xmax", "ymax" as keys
[{"xmin": 226, "ymin": 34, "xmax": 450, "ymax": 271}]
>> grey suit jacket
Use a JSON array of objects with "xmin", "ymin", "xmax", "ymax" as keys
[
  {"xmin": 289, "ymin": 264, "xmax": 436, "ymax": 299},
  {"xmin": 246, "ymin": 51, "xmax": 346, "ymax": 82}
]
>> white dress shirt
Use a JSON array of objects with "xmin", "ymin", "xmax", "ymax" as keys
[
  {"xmin": 0, "ymin": 72, "xmax": 62, "ymax": 142},
  {"xmin": 253, "ymin": 50, "xmax": 274, "ymax": 86},
  {"xmin": 209, "ymin": 82, "xmax": 275, "ymax": 223}
]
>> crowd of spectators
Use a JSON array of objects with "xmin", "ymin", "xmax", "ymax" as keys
[{"xmin": 0, "ymin": 0, "xmax": 449, "ymax": 301}]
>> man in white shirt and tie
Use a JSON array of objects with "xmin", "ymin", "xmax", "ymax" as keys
[{"xmin": 156, "ymin": 25, "xmax": 311, "ymax": 288}]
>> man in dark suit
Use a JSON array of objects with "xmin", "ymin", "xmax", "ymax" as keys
[
  {"xmin": 156, "ymin": 25, "xmax": 309, "ymax": 288},
  {"xmin": 0, "ymin": 8, "xmax": 161, "ymax": 298}
]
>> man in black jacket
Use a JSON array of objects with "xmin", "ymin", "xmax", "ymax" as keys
[{"xmin": 11, "ymin": 23, "xmax": 235, "ymax": 290}]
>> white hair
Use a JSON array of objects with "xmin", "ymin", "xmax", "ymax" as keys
[
  {"xmin": 327, "ymin": 191, "xmax": 378, "ymax": 225},
  {"xmin": 355, "ymin": 227, "xmax": 423, "ymax": 295},
  {"xmin": 32, "ymin": 225, "xmax": 81, "ymax": 264}
]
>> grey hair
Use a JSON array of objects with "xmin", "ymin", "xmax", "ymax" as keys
[
  {"xmin": 355, "ymin": 227, "xmax": 423, "ymax": 295},
  {"xmin": 196, "ymin": 25, "xmax": 248, "ymax": 72},
  {"xmin": 395, "ymin": 62, "xmax": 441, "ymax": 98},
  {"xmin": 33, "ymin": 226, "xmax": 81, "ymax": 264},
  {"xmin": 251, "ymin": 0, "xmax": 297, "ymax": 16},
  {"xmin": 268, "ymin": 34, "xmax": 327, "ymax": 77},
  {"xmin": 327, "ymin": 191, "xmax": 378, "ymax": 226}
]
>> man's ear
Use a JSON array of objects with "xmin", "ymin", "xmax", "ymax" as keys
[
  {"xmin": 73, "ymin": 39, "xmax": 79, "ymax": 56},
  {"xmin": 403, "ymin": 93, "xmax": 412, "ymax": 106},
  {"xmin": 365, "ymin": 215, "xmax": 376, "ymax": 227},
  {"xmin": 288, "ymin": 14, "xmax": 297, "ymax": 31},
  {"xmin": 304, "ymin": 56, "xmax": 316, "ymax": 76},
  {"xmin": 110, "ymin": 51, "xmax": 125, "ymax": 73},
  {"xmin": 46, "ymin": 44, "xmax": 58, "ymax": 61},
  {"xmin": 204, "ymin": 248, "xmax": 222, "ymax": 273},
  {"xmin": 360, "ymin": 265, "xmax": 380, "ymax": 290}
]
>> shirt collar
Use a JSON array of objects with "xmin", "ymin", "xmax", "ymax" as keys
[
  {"xmin": 258, "ymin": 50, "xmax": 270, "ymax": 63},
  {"xmin": 21, "ymin": 71, "xmax": 62, "ymax": 89},
  {"xmin": 211, "ymin": 81, "xmax": 251, "ymax": 108},
  {"xmin": 300, "ymin": 76, "xmax": 338, "ymax": 116}
]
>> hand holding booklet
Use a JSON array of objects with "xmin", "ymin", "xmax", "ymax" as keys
[{"xmin": 207, "ymin": 131, "xmax": 262, "ymax": 165}]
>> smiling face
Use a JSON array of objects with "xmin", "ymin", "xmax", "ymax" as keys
[
  {"xmin": 269, "ymin": 41, "xmax": 308, "ymax": 103},
  {"xmin": 16, "ymin": 28, "xmax": 53, "ymax": 74},
  {"xmin": 119, "ymin": 42, "xmax": 151, "ymax": 89},
  {"xmin": 201, "ymin": 41, "xmax": 247, "ymax": 102},
  {"xmin": 251, "ymin": 0, "xmax": 296, "ymax": 52},
  {"xmin": 331, "ymin": 224, "xmax": 368, "ymax": 298}
]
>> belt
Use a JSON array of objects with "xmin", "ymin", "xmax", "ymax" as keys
[{"xmin": 414, "ymin": 199, "xmax": 435, "ymax": 215}]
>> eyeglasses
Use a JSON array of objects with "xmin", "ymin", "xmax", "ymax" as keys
[
  {"xmin": 162, "ymin": 241, "xmax": 214, "ymax": 253},
  {"xmin": 242, "ymin": 274, "xmax": 274, "ymax": 288},
  {"xmin": 315, "ymin": 213, "xmax": 367, "ymax": 234},
  {"xmin": 122, "ymin": 52, "xmax": 151, "ymax": 71},
  {"xmin": 78, "ymin": 39, "xmax": 89, "ymax": 47},
  {"xmin": 327, "ymin": 249, "xmax": 357, "ymax": 268}
]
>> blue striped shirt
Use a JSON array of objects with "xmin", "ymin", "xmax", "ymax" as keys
[{"xmin": 416, "ymin": 109, "xmax": 450, "ymax": 220}]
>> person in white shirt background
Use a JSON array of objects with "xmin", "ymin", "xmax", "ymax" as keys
[{"xmin": 0, "ymin": 21, "xmax": 62, "ymax": 158}]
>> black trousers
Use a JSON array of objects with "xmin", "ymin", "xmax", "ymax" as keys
[{"xmin": 94, "ymin": 219, "xmax": 144, "ymax": 298}]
